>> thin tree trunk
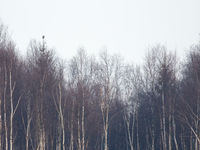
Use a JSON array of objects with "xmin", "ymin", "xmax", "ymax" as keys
[
  {"xmin": 58, "ymin": 83, "xmax": 65, "ymax": 150},
  {"xmin": 38, "ymin": 75, "xmax": 46, "ymax": 150},
  {"xmin": 150, "ymin": 105, "xmax": 155, "ymax": 150},
  {"xmin": 9, "ymin": 69, "xmax": 21, "ymax": 150},
  {"xmin": 162, "ymin": 86, "xmax": 167, "ymax": 150},
  {"xmin": 172, "ymin": 115, "xmax": 178, "ymax": 150},
  {"xmin": 38, "ymin": 102, "xmax": 45, "ymax": 150},
  {"xmin": 26, "ymin": 119, "xmax": 31, "ymax": 150},
  {"xmin": 9, "ymin": 70, "xmax": 13, "ymax": 150},
  {"xmin": 160, "ymin": 112, "xmax": 163, "ymax": 150},
  {"xmin": 3, "ymin": 65, "xmax": 8, "ymax": 150},
  {"xmin": 25, "ymin": 96, "xmax": 31, "ymax": 150},
  {"xmin": 69, "ymin": 99, "xmax": 74, "ymax": 150},
  {"xmin": 61, "ymin": 117, "xmax": 65, "ymax": 150},
  {"xmin": 124, "ymin": 114, "xmax": 134, "ymax": 150},
  {"xmin": 78, "ymin": 110, "xmax": 81, "ymax": 150},
  {"xmin": 81, "ymin": 101, "xmax": 85, "ymax": 150},
  {"xmin": 40, "ymin": 127, "xmax": 45, "ymax": 150},
  {"xmin": 169, "ymin": 113, "xmax": 172, "ymax": 150},
  {"xmin": 136, "ymin": 113, "xmax": 140, "ymax": 150},
  {"xmin": 104, "ymin": 108, "xmax": 109, "ymax": 150}
]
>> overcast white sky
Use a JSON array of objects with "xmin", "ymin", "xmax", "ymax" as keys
[{"xmin": 1, "ymin": 0, "xmax": 200, "ymax": 63}]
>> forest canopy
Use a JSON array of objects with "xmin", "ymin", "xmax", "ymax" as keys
[{"xmin": 0, "ymin": 22, "xmax": 200, "ymax": 150}]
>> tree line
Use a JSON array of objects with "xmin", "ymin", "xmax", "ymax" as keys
[{"xmin": 0, "ymin": 22, "xmax": 200, "ymax": 150}]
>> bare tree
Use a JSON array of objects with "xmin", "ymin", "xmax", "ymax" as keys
[
  {"xmin": 156, "ymin": 46, "xmax": 177, "ymax": 150},
  {"xmin": 53, "ymin": 63, "xmax": 66, "ymax": 150},
  {"xmin": 142, "ymin": 45, "xmax": 178, "ymax": 150},
  {"xmin": 26, "ymin": 39, "xmax": 58, "ymax": 150},
  {"xmin": 97, "ymin": 51, "xmax": 122, "ymax": 150},
  {"xmin": 122, "ymin": 65, "xmax": 143, "ymax": 150},
  {"xmin": 68, "ymin": 49, "xmax": 93, "ymax": 150},
  {"xmin": 179, "ymin": 44, "xmax": 200, "ymax": 149},
  {"xmin": 0, "ymin": 43, "xmax": 22, "ymax": 150},
  {"xmin": 8, "ymin": 49, "xmax": 22, "ymax": 150}
]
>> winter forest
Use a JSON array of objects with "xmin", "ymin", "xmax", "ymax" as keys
[{"xmin": 0, "ymin": 22, "xmax": 200, "ymax": 150}]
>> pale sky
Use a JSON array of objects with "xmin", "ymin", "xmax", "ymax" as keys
[{"xmin": 1, "ymin": 0, "xmax": 200, "ymax": 64}]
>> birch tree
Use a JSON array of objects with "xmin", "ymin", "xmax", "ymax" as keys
[
  {"xmin": 122, "ymin": 65, "xmax": 143, "ymax": 150},
  {"xmin": 97, "ymin": 51, "xmax": 121, "ymax": 150},
  {"xmin": 68, "ymin": 49, "xmax": 93, "ymax": 150},
  {"xmin": 53, "ymin": 63, "xmax": 66, "ymax": 150},
  {"xmin": 26, "ymin": 39, "xmax": 58, "ymax": 150},
  {"xmin": 180, "ymin": 43, "xmax": 200, "ymax": 149}
]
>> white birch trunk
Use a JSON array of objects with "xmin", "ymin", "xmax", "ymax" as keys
[
  {"xmin": 69, "ymin": 99, "xmax": 74, "ymax": 150},
  {"xmin": 104, "ymin": 108, "xmax": 109, "ymax": 150},
  {"xmin": 81, "ymin": 102, "xmax": 85, "ymax": 150},
  {"xmin": 162, "ymin": 85, "xmax": 167, "ymax": 150},
  {"xmin": 58, "ymin": 83, "xmax": 65, "ymax": 150},
  {"xmin": 78, "ymin": 110, "xmax": 81, "ymax": 150},
  {"xmin": 9, "ymin": 70, "xmax": 13, "ymax": 150},
  {"xmin": 172, "ymin": 115, "xmax": 179, "ymax": 150},
  {"xmin": 3, "ymin": 65, "xmax": 8, "ymax": 150},
  {"xmin": 124, "ymin": 114, "xmax": 134, "ymax": 150}
]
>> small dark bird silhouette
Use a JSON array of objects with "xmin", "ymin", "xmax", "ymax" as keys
[{"xmin": 40, "ymin": 35, "xmax": 45, "ymax": 53}]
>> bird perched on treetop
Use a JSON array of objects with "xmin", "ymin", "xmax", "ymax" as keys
[{"xmin": 40, "ymin": 35, "xmax": 45, "ymax": 53}]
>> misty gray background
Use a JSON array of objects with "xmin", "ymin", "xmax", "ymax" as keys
[{"xmin": 1, "ymin": 0, "xmax": 200, "ymax": 63}]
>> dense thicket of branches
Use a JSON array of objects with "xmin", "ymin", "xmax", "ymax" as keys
[{"xmin": 0, "ymin": 23, "xmax": 200, "ymax": 150}]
